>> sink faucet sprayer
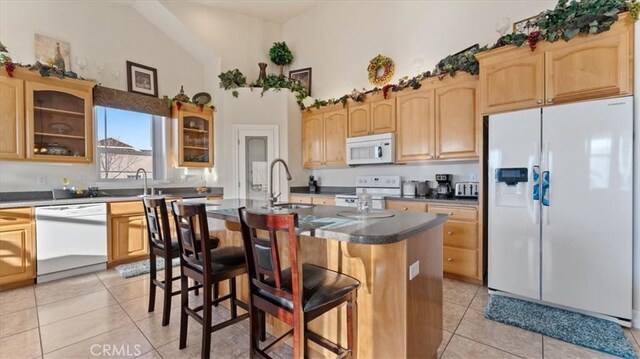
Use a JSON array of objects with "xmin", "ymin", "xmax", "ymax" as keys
[
  {"xmin": 135, "ymin": 168, "xmax": 149, "ymax": 196},
  {"xmin": 268, "ymin": 158, "xmax": 293, "ymax": 209}
]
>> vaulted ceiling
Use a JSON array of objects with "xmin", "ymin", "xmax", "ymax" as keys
[{"xmin": 188, "ymin": 0, "xmax": 319, "ymax": 24}]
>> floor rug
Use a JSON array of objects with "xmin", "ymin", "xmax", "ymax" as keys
[
  {"xmin": 484, "ymin": 294, "xmax": 636, "ymax": 359},
  {"xmin": 114, "ymin": 257, "xmax": 180, "ymax": 278}
]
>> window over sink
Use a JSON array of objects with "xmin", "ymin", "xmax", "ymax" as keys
[{"xmin": 95, "ymin": 106, "xmax": 165, "ymax": 181}]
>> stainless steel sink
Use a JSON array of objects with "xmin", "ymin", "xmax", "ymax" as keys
[{"xmin": 262, "ymin": 203, "xmax": 315, "ymax": 210}]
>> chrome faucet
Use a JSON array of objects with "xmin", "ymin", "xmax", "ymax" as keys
[
  {"xmin": 268, "ymin": 158, "xmax": 293, "ymax": 209},
  {"xmin": 135, "ymin": 168, "xmax": 149, "ymax": 196}
]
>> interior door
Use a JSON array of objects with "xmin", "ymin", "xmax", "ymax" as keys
[
  {"xmin": 488, "ymin": 108, "xmax": 541, "ymax": 299},
  {"xmin": 236, "ymin": 127, "xmax": 276, "ymax": 200},
  {"xmin": 541, "ymin": 97, "xmax": 632, "ymax": 319}
]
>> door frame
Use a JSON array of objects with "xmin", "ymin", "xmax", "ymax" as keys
[{"xmin": 232, "ymin": 124, "xmax": 279, "ymax": 199}]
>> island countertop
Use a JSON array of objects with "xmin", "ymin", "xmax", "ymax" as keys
[{"xmin": 202, "ymin": 198, "xmax": 448, "ymax": 245}]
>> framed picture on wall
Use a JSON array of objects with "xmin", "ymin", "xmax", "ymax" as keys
[
  {"xmin": 289, "ymin": 67, "xmax": 312, "ymax": 97},
  {"xmin": 126, "ymin": 61, "xmax": 158, "ymax": 97}
]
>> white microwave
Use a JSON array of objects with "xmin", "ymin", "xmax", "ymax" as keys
[{"xmin": 346, "ymin": 133, "xmax": 395, "ymax": 165}]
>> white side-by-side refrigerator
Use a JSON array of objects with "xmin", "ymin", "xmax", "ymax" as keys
[{"xmin": 488, "ymin": 96, "xmax": 633, "ymax": 325}]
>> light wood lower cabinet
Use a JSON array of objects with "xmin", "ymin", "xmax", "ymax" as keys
[
  {"xmin": 289, "ymin": 195, "xmax": 313, "ymax": 204},
  {"xmin": 384, "ymin": 201, "xmax": 481, "ymax": 282},
  {"xmin": 108, "ymin": 202, "xmax": 148, "ymax": 266},
  {"xmin": 289, "ymin": 194, "xmax": 335, "ymax": 206},
  {"xmin": 110, "ymin": 215, "xmax": 148, "ymax": 264},
  {"xmin": 428, "ymin": 204, "xmax": 480, "ymax": 282},
  {"xmin": 0, "ymin": 208, "xmax": 35, "ymax": 287},
  {"xmin": 385, "ymin": 200, "xmax": 427, "ymax": 212}
]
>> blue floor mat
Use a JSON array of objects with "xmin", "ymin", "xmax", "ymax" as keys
[{"xmin": 484, "ymin": 295, "xmax": 636, "ymax": 359}]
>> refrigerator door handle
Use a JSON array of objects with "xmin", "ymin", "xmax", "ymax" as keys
[
  {"xmin": 532, "ymin": 165, "xmax": 540, "ymax": 224},
  {"xmin": 541, "ymin": 171, "xmax": 550, "ymax": 207},
  {"xmin": 541, "ymin": 170, "xmax": 550, "ymax": 224}
]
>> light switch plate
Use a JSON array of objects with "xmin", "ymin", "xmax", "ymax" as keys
[{"xmin": 409, "ymin": 261, "xmax": 419, "ymax": 280}]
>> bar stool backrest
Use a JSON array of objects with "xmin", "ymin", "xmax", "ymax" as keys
[
  {"xmin": 171, "ymin": 202, "xmax": 214, "ymax": 276},
  {"xmin": 142, "ymin": 197, "xmax": 172, "ymax": 250},
  {"xmin": 238, "ymin": 208, "xmax": 300, "ymax": 303}
]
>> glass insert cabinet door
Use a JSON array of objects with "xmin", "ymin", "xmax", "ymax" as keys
[
  {"xmin": 25, "ymin": 81, "xmax": 93, "ymax": 163},
  {"xmin": 176, "ymin": 104, "xmax": 214, "ymax": 167}
]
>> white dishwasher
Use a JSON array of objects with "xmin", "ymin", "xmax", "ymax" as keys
[{"xmin": 35, "ymin": 203, "xmax": 108, "ymax": 282}]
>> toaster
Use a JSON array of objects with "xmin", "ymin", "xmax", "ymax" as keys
[{"xmin": 455, "ymin": 182, "xmax": 479, "ymax": 198}]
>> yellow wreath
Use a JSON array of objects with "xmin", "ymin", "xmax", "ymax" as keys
[{"xmin": 367, "ymin": 54, "xmax": 395, "ymax": 86}]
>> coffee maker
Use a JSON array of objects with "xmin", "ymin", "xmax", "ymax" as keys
[{"xmin": 435, "ymin": 174, "xmax": 453, "ymax": 198}]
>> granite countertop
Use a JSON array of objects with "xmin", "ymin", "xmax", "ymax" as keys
[
  {"xmin": 384, "ymin": 195, "xmax": 479, "ymax": 206},
  {"xmin": 0, "ymin": 187, "xmax": 224, "ymax": 209},
  {"xmin": 202, "ymin": 198, "xmax": 448, "ymax": 245}
]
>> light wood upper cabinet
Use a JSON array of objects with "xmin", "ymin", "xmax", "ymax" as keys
[
  {"xmin": 302, "ymin": 107, "xmax": 347, "ymax": 168},
  {"xmin": 370, "ymin": 98, "xmax": 396, "ymax": 134},
  {"xmin": 347, "ymin": 103, "xmax": 370, "ymax": 137},
  {"xmin": 173, "ymin": 102, "xmax": 214, "ymax": 168},
  {"xmin": 0, "ymin": 208, "xmax": 35, "ymax": 287},
  {"xmin": 435, "ymin": 77, "xmax": 479, "ymax": 159},
  {"xmin": 1, "ymin": 68, "xmax": 94, "ymax": 163},
  {"xmin": 396, "ymin": 89, "xmax": 435, "ymax": 162},
  {"xmin": 323, "ymin": 110, "xmax": 347, "ymax": 166},
  {"xmin": 0, "ymin": 76, "xmax": 25, "ymax": 160},
  {"xmin": 347, "ymin": 97, "xmax": 396, "ymax": 137},
  {"xmin": 478, "ymin": 47, "xmax": 544, "ymax": 114},
  {"xmin": 25, "ymin": 81, "xmax": 93, "ymax": 163},
  {"xmin": 302, "ymin": 112, "xmax": 324, "ymax": 167},
  {"xmin": 544, "ymin": 21, "xmax": 632, "ymax": 104},
  {"xmin": 478, "ymin": 13, "xmax": 633, "ymax": 114}
]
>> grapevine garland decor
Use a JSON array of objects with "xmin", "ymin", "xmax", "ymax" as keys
[{"xmin": 367, "ymin": 54, "xmax": 395, "ymax": 86}]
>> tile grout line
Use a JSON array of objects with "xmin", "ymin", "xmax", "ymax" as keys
[
  {"xmin": 452, "ymin": 332, "xmax": 529, "ymax": 359},
  {"xmin": 448, "ymin": 284, "xmax": 532, "ymax": 359},
  {"xmin": 35, "ymin": 274, "xmax": 140, "ymax": 356},
  {"xmin": 32, "ymin": 285, "xmax": 45, "ymax": 359},
  {"xmin": 440, "ymin": 283, "xmax": 481, "ymax": 357}
]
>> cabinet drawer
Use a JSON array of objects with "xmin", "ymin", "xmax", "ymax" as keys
[
  {"xmin": 289, "ymin": 195, "xmax": 313, "ymax": 204},
  {"xmin": 443, "ymin": 221, "xmax": 477, "ymax": 250},
  {"xmin": 312, "ymin": 196, "xmax": 335, "ymax": 206},
  {"xmin": 385, "ymin": 200, "xmax": 427, "ymax": 212},
  {"xmin": 109, "ymin": 201, "xmax": 144, "ymax": 216},
  {"xmin": 443, "ymin": 247, "xmax": 477, "ymax": 278},
  {"xmin": 0, "ymin": 208, "xmax": 32, "ymax": 225},
  {"xmin": 428, "ymin": 205, "xmax": 477, "ymax": 221}
]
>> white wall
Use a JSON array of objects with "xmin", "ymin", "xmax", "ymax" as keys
[
  {"xmin": 0, "ymin": 0, "xmax": 211, "ymax": 192},
  {"xmin": 162, "ymin": 1, "xmax": 282, "ymax": 82},
  {"xmin": 220, "ymin": 88, "xmax": 309, "ymax": 199},
  {"xmin": 283, "ymin": 0, "xmax": 556, "ymax": 99},
  {"xmin": 0, "ymin": 0, "xmax": 204, "ymax": 97}
]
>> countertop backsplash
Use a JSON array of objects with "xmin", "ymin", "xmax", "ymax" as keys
[{"xmin": 309, "ymin": 162, "xmax": 480, "ymax": 188}]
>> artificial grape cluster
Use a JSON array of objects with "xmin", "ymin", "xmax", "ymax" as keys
[
  {"xmin": 527, "ymin": 31, "xmax": 541, "ymax": 52},
  {"xmin": 3, "ymin": 60, "xmax": 15, "ymax": 77}
]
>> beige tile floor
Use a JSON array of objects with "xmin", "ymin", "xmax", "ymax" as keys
[{"xmin": 1, "ymin": 270, "xmax": 639, "ymax": 359}]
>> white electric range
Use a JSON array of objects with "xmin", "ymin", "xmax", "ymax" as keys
[{"xmin": 334, "ymin": 175, "xmax": 401, "ymax": 209}]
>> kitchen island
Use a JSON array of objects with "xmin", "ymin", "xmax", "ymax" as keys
[{"xmin": 204, "ymin": 199, "xmax": 447, "ymax": 359}]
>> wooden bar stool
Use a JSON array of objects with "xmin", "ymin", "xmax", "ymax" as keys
[
  {"xmin": 238, "ymin": 208, "xmax": 360, "ymax": 359},
  {"xmin": 142, "ymin": 197, "xmax": 220, "ymax": 326},
  {"xmin": 171, "ymin": 202, "xmax": 249, "ymax": 358}
]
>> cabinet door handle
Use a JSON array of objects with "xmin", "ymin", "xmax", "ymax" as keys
[
  {"xmin": 537, "ymin": 100, "xmax": 543, "ymax": 104},
  {"xmin": 447, "ymin": 257, "xmax": 453, "ymax": 262},
  {"xmin": 403, "ymin": 207, "xmax": 408, "ymax": 210},
  {"xmin": 447, "ymin": 231, "xmax": 454, "ymax": 235},
  {"xmin": 547, "ymin": 98, "xmax": 553, "ymax": 103},
  {"xmin": 448, "ymin": 212, "xmax": 453, "ymax": 215}
]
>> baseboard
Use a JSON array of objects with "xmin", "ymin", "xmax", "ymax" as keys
[{"xmin": 632, "ymin": 310, "xmax": 640, "ymax": 328}]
